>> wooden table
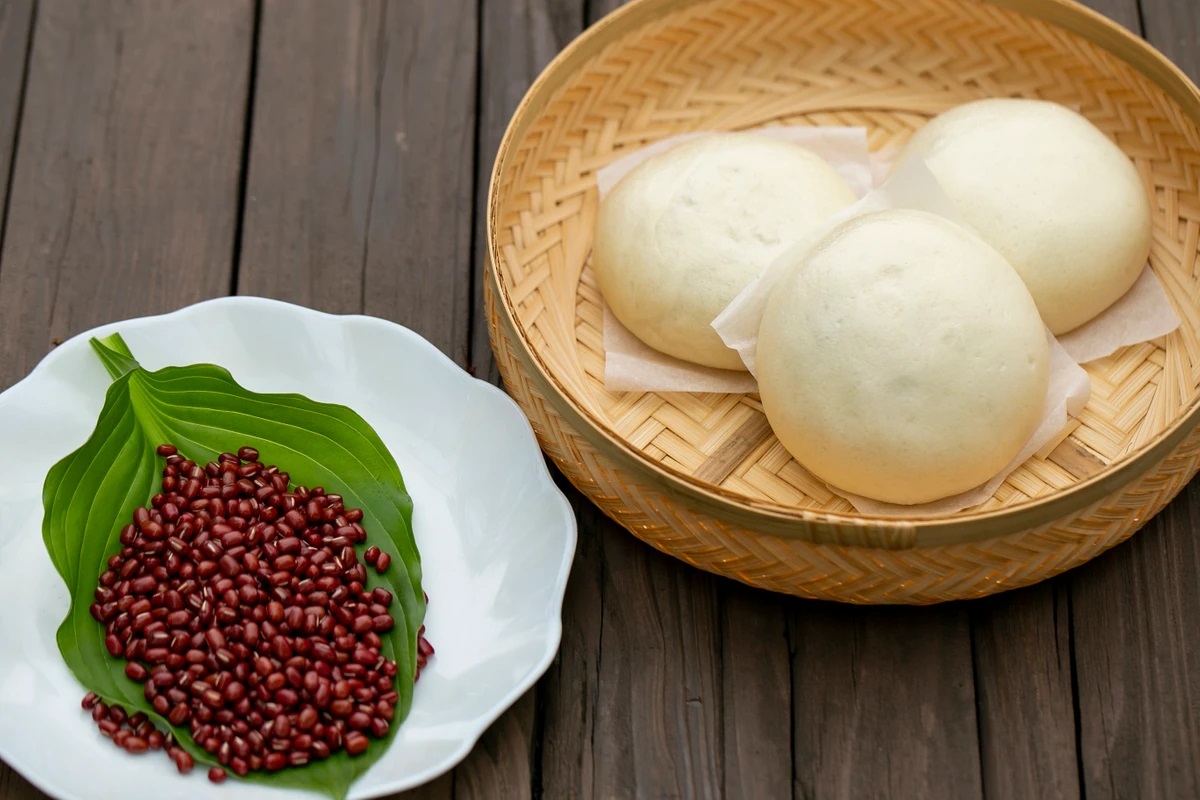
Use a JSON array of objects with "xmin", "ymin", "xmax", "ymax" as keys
[{"xmin": 0, "ymin": 1, "xmax": 1197, "ymax": 797}]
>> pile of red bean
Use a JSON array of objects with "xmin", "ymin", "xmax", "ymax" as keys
[{"xmin": 84, "ymin": 444, "xmax": 433, "ymax": 783}]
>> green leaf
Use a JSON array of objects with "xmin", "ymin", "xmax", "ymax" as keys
[
  {"xmin": 43, "ymin": 333, "xmax": 425, "ymax": 799},
  {"xmin": 90, "ymin": 332, "xmax": 141, "ymax": 379}
]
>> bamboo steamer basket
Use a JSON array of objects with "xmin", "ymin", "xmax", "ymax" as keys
[{"xmin": 484, "ymin": 0, "xmax": 1200, "ymax": 604}]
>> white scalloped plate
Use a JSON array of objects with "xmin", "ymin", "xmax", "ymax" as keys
[{"xmin": 0, "ymin": 297, "xmax": 577, "ymax": 799}]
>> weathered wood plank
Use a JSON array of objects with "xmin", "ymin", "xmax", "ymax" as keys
[
  {"xmin": 540, "ymin": 496, "xmax": 725, "ymax": 798},
  {"xmin": 1071, "ymin": 486, "xmax": 1200, "ymax": 799},
  {"xmin": 0, "ymin": 0, "xmax": 33, "ymax": 253},
  {"xmin": 392, "ymin": 773, "xmax": 454, "ymax": 800},
  {"xmin": 538, "ymin": 480, "xmax": 605, "ymax": 797},
  {"xmin": 1140, "ymin": 0, "xmax": 1199, "ymax": 79},
  {"xmin": 1068, "ymin": 3, "xmax": 1200, "ymax": 798},
  {"xmin": 469, "ymin": 0, "xmax": 583, "ymax": 387},
  {"xmin": 0, "ymin": 0, "xmax": 251, "ymax": 392},
  {"xmin": 1079, "ymin": 0, "xmax": 1141, "ymax": 32},
  {"xmin": 238, "ymin": 0, "xmax": 477, "ymax": 365},
  {"xmin": 449, "ymin": 697, "xmax": 536, "ymax": 798},
  {"xmin": 970, "ymin": 585, "xmax": 1080, "ymax": 800},
  {"xmin": 586, "ymin": 0, "xmax": 628, "ymax": 25},
  {"xmin": 0, "ymin": 0, "xmax": 252, "ymax": 797},
  {"xmin": 721, "ymin": 583, "xmax": 792, "ymax": 800},
  {"xmin": 790, "ymin": 604, "xmax": 982, "ymax": 799},
  {"xmin": 363, "ymin": 0, "xmax": 476, "ymax": 366},
  {"xmin": 237, "ymin": 0, "xmax": 387, "ymax": 315}
]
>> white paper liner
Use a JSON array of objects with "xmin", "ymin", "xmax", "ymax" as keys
[
  {"xmin": 595, "ymin": 126, "xmax": 872, "ymax": 393},
  {"xmin": 1058, "ymin": 266, "xmax": 1180, "ymax": 363},
  {"xmin": 602, "ymin": 303, "xmax": 758, "ymax": 393}
]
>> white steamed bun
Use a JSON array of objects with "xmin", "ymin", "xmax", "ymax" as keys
[
  {"xmin": 756, "ymin": 208, "xmax": 1049, "ymax": 505},
  {"xmin": 593, "ymin": 132, "xmax": 857, "ymax": 371},
  {"xmin": 896, "ymin": 98, "xmax": 1152, "ymax": 334}
]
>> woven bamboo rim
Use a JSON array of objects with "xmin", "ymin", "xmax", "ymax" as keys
[{"xmin": 485, "ymin": 0, "xmax": 1200, "ymax": 602}]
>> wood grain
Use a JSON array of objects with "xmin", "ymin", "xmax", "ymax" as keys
[
  {"xmin": 585, "ymin": 0, "xmax": 628, "ymax": 25},
  {"xmin": 721, "ymin": 584, "xmax": 792, "ymax": 800},
  {"xmin": 448, "ymin": 697, "xmax": 536, "ymax": 798},
  {"xmin": 1078, "ymin": 0, "xmax": 1141, "ymax": 31},
  {"xmin": 790, "ymin": 605, "xmax": 983, "ymax": 799},
  {"xmin": 0, "ymin": 0, "xmax": 38, "ymax": 678},
  {"xmin": 470, "ymin": 0, "xmax": 583, "ymax": 386},
  {"xmin": 597, "ymin": 523, "xmax": 725, "ymax": 797},
  {"xmin": 1071, "ymin": 486, "xmax": 1200, "ymax": 799},
  {"xmin": 237, "ymin": 0, "xmax": 388, "ymax": 315},
  {"xmin": 364, "ymin": 0, "xmax": 476, "ymax": 365},
  {"xmin": 0, "ymin": 0, "xmax": 252, "ymax": 796},
  {"xmin": 541, "ymin": 487, "xmax": 725, "ymax": 798},
  {"xmin": 970, "ymin": 585, "xmax": 1080, "ymax": 800},
  {"xmin": 238, "ymin": 0, "xmax": 477, "ymax": 364},
  {"xmin": 0, "ymin": 0, "xmax": 251, "ymax": 391},
  {"xmin": 0, "ymin": 0, "xmax": 32, "ymax": 257},
  {"xmin": 1140, "ymin": 0, "xmax": 1200, "ymax": 78},
  {"xmin": 391, "ymin": 774, "xmax": 454, "ymax": 800},
  {"xmin": 539, "ymin": 480, "xmax": 605, "ymax": 798}
]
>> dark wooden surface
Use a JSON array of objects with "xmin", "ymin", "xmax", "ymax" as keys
[{"xmin": 0, "ymin": 0, "xmax": 1197, "ymax": 798}]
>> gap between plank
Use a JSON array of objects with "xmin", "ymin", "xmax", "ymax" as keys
[
  {"xmin": 589, "ymin": 541, "xmax": 609, "ymax": 798},
  {"xmin": 531, "ymin": 672, "xmax": 548, "ymax": 799},
  {"xmin": 358, "ymin": 1, "xmax": 388, "ymax": 315},
  {"xmin": 968, "ymin": 614, "xmax": 989, "ymax": 800},
  {"xmin": 787, "ymin": 620, "xmax": 797, "ymax": 800},
  {"xmin": 230, "ymin": 0, "xmax": 263, "ymax": 297},
  {"xmin": 0, "ymin": 0, "xmax": 38, "ymax": 287},
  {"xmin": 715, "ymin": 588, "xmax": 728, "ymax": 794},
  {"xmin": 1064, "ymin": 588, "xmax": 1088, "ymax": 800},
  {"xmin": 463, "ymin": 0, "xmax": 487, "ymax": 375}
]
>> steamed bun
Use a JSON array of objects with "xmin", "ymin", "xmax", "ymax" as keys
[
  {"xmin": 756, "ymin": 209, "xmax": 1049, "ymax": 505},
  {"xmin": 593, "ymin": 132, "xmax": 857, "ymax": 371},
  {"xmin": 896, "ymin": 98, "xmax": 1152, "ymax": 334}
]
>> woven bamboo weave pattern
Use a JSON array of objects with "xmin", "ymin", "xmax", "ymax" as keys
[
  {"xmin": 486, "ymin": 0, "xmax": 1200, "ymax": 602},
  {"xmin": 489, "ymin": 275, "xmax": 1200, "ymax": 603}
]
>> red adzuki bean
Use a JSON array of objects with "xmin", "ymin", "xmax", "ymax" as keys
[
  {"xmin": 344, "ymin": 731, "xmax": 370, "ymax": 757},
  {"xmin": 82, "ymin": 444, "xmax": 432, "ymax": 782}
]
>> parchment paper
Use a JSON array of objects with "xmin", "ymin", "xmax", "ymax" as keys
[{"xmin": 1058, "ymin": 266, "xmax": 1180, "ymax": 363}]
